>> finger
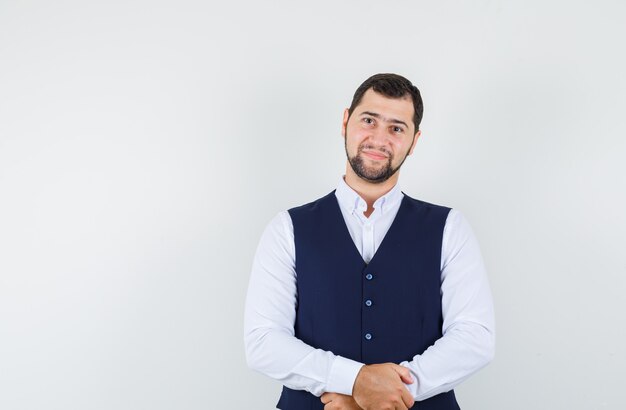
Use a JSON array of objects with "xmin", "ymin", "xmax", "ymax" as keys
[
  {"xmin": 395, "ymin": 401, "xmax": 408, "ymax": 410},
  {"xmin": 393, "ymin": 364, "xmax": 414, "ymax": 384},
  {"xmin": 321, "ymin": 393, "xmax": 335, "ymax": 404},
  {"xmin": 327, "ymin": 401, "xmax": 341, "ymax": 410},
  {"xmin": 400, "ymin": 386, "xmax": 415, "ymax": 409}
]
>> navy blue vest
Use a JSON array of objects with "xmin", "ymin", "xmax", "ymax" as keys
[{"xmin": 277, "ymin": 191, "xmax": 459, "ymax": 410}]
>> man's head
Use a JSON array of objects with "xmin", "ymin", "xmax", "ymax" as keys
[{"xmin": 342, "ymin": 73, "xmax": 423, "ymax": 184}]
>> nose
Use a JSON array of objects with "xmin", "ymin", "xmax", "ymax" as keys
[{"xmin": 369, "ymin": 124, "xmax": 389, "ymax": 145}]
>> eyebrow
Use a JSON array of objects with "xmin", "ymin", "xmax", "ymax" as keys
[{"xmin": 359, "ymin": 111, "xmax": 409, "ymax": 129}]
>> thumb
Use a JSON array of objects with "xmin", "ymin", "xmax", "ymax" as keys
[{"xmin": 392, "ymin": 364, "xmax": 414, "ymax": 384}]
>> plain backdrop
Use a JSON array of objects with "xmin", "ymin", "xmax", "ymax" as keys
[{"xmin": 1, "ymin": 0, "xmax": 625, "ymax": 409}]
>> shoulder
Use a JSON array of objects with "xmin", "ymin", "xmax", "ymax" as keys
[
  {"xmin": 441, "ymin": 208, "xmax": 481, "ymax": 255},
  {"xmin": 259, "ymin": 210, "xmax": 293, "ymax": 244},
  {"xmin": 287, "ymin": 191, "xmax": 336, "ymax": 216},
  {"xmin": 401, "ymin": 192, "xmax": 452, "ymax": 218}
]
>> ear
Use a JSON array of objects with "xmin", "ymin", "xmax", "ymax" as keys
[
  {"xmin": 341, "ymin": 108, "xmax": 350, "ymax": 137},
  {"xmin": 408, "ymin": 130, "xmax": 421, "ymax": 155}
]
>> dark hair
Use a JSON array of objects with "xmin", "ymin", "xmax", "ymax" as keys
[{"xmin": 348, "ymin": 73, "xmax": 424, "ymax": 132}]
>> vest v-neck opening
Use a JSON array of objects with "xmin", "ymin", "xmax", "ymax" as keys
[{"xmin": 330, "ymin": 192, "xmax": 408, "ymax": 267}]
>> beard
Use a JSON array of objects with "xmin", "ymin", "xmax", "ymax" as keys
[{"xmin": 345, "ymin": 141, "xmax": 409, "ymax": 184}]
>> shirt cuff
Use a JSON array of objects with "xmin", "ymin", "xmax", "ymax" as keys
[{"xmin": 325, "ymin": 356, "xmax": 364, "ymax": 396}]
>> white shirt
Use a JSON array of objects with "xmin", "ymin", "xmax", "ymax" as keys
[{"xmin": 244, "ymin": 177, "xmax": 495, "ymax": 401}]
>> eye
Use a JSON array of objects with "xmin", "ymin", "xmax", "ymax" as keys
[
  {"xmin": 362, "ymin": 117, "xmax": 374, "ymax": 125},
  {"xmin": 392, "ymin": 126, "xmax": 404, "ymax": 133}
]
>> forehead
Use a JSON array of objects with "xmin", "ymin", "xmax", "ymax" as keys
[{"xmin": 354, "ymin": 89, "xmax": 414, "ymax": 125}]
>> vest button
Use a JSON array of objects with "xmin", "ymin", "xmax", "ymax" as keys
[
  {"xmin": 365, "ymin": 299, "xmax": 372, "ymax": 307},
  {"xmin": 364, "ymin": 333, "xmax": 372, "ymax": 340},
  {"xmin": 365, "ymin": 273, "xmax": 373, "ymax": 280}
]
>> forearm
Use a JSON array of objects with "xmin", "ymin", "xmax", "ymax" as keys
[
  {"xmin": 244, "ymin": 324, "xmax": 363, "ymax": 396},
  {"xmin": 399, "ymin": 320, "xmax": 495, "ymax": 400}
]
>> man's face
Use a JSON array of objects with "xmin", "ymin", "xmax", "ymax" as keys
[{"xmin": 342, "ymin": 89, "xmax": 420, "ymax": 184}]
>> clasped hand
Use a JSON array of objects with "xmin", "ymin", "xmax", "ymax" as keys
[{"xmin": 320, "ymin": 363, "xmax": 415, "ymax": 409}]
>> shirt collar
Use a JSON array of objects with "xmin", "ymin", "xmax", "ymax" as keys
[{"xmin": 335, "ymin": 176, "xmax": 403, "ymax": 217}]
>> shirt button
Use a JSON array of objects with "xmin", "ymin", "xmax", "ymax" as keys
[
  {"xmin": 365, "ymin": 299, "xmax": 372, "ymax": 307},
  {"xmin": 365, "ymin": 273, "xmax": 373, "ymax": 280},
  {"xmin": 365, "ymin": 333, "xmax": 372, "ymax": 340}
]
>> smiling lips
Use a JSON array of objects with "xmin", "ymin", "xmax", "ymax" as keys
[{"xmin": 362, "ymin": 149, "xmax": 389, "ymax": 160}]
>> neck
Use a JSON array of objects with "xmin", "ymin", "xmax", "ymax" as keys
[{"xmin": 344, "ymin": 164, "xmax": 399, "ymax": 217}]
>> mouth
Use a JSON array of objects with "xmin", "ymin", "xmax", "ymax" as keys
[{"xmin": 362, "ymin": 149, "xmax": 389, "ymax": 161}]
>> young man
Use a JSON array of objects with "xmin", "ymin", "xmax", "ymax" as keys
[{"xmin": 244, "ymin": 73, "xmax": 495, "ymax": 410}]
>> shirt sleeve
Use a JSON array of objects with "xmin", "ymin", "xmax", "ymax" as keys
[
  {"xmin": 399, "ymin": 208, "xmax": 496, "ymax": 400},
  {"xmin": 243, "ymin": 211, "xmax": 364, "ymax": 397}
]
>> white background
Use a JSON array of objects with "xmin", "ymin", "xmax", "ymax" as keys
[{"xmin": 1, "ymin": 1, "xmax": 625, "ymax": 409}]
